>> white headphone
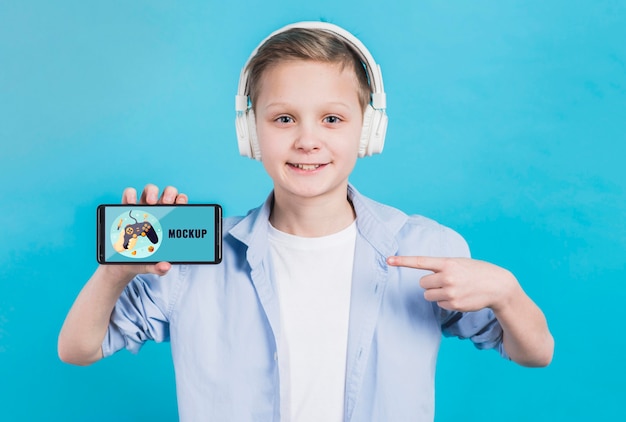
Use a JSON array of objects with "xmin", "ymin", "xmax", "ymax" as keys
[{"xmin": 235, "ymin": 21, "xmax": 388, "ymax": 160}]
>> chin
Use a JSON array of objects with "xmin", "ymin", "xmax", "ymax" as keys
[{"xmin": 285, "ymin": 181, "xmax": 349, "ymax": 199}]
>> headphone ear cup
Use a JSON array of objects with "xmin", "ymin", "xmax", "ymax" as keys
[
  {"xmin": 358, "ymin": 106, "xmax": 374, "ymax": 157},
  {"xmin": 236, "ymin": 109, "xmax": 262, "ymax": 160},
  {"xmin": 367, "ymin": 108, "xmax": 388, "ymax": 156},
  {"xmin": 247, "ymin": 109, "xmax": 262, "ymax": 160},
  {"xmin": 236, "ymin": 111, "xmax": 252, "ymax": 158},
  {"xmin": 359, "ymin": 105, "xmax": 388, "ymax": 157}
]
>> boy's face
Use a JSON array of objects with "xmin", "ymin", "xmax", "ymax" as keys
[{"xmin": 254, "ymin": 60, "xmax": 363, "ymax": 202}]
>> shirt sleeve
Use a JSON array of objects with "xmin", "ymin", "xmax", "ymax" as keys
[
  {"xmin": 439, "ymin": 307, "xmax": 508, "ymax": 358},
  {"xmin": 102, "ymin": 266, "xmax": 184, "ymax": 357}
]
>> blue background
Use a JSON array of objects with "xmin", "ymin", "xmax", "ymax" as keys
[{"xmin": 1, "ymin": 1, "xmax": 624, "ymax": 420}]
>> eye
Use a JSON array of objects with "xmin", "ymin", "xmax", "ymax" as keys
[
  {"xmin": 324, "ymin": 115, "xmax": 342, "ymax": 124},
  {"xmin": 275, "ymin": 115, "xmax": 294, "ymax": 124}
]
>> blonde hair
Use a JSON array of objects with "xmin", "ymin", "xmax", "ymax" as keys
[{"xmin": 245, "ymin": 27, "xmax": 371, "ymax": 111}]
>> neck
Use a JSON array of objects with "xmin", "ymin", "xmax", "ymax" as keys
[{"xmin": 270, "ymin": 188, "xmax": 355, "ymax": 237}]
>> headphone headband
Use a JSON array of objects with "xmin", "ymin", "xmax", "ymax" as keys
[{"xmin": 236, "ymin": 21, "xmax": 386, "ymax": 112}]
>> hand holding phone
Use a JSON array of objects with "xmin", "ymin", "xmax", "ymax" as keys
[{"xmin": 97, "ymin": 185, "xmax": 222, "ymax": 266}]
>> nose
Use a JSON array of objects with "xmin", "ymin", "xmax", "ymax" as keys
[{"xmin": 293, "ymin": 122, "xmax": 321, "ymax": 153}]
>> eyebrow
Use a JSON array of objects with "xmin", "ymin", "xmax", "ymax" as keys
[{"xmin": 262, "ymin": 101, "xmax": 354, "ymax": 111}]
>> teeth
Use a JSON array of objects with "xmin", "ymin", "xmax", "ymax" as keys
[{"xmin": 293, "ymin": 164, "xmax": 321, "ymax": 170}]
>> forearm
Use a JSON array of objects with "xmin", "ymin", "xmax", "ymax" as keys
[
  {"xmin": 58, "ymin": 266, "xmax": 134, "ymax": 365},
  {"xmin": 493, "ymin": 280, "xmax": 554, "ymax": 367}
]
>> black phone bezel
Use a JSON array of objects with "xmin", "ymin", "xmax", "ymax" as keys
[{"xmin": 97, "ymin": 203, "xmax": 222, "ymax": 265}]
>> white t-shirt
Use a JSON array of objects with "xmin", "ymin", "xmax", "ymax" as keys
[{"xmin": 268, "ymin": 221, "xmax": 357, "ymax": 422}]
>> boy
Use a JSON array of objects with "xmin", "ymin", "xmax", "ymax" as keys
[{"xmin": 59, "ymin": 21, "xmax": 553, "ymax": 421}]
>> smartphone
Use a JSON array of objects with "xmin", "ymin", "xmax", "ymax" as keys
[{"xmin": 97, "ymin": 204, "xmax": 222, "ymax": 264}]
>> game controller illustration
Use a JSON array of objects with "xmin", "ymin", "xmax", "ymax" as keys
[
  {"xmin": 110, "ymin": 209, "xmax": 162, "ymax": 258},
  {"xmin": 122, "ymin": 219, "xmax": 159, "ymax": 249}
]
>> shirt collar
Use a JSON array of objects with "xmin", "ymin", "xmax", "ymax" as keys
[{"xmin": 228, "ymin": 184, "xmax": 407, "ymax": 263}]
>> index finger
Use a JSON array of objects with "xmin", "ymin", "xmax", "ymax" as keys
[
  {"xmin": 386, "ymin": 255, "xmax": 447, "ymax": 271},
  {"xmin": 121, "ymin": 187, "xmax": 137, "ymax": 205}
]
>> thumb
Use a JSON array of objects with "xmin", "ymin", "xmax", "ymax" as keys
[{"xmin": 138, "ymin": 262, "xmax": 172, "ymax": 277}]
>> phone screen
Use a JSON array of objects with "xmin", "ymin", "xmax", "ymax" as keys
[{"xmin": 97, "ymin": 204, "xmax": 222, "ymax": 264}]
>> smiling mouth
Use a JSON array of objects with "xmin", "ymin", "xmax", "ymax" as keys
[{"xmin": 290, "ymin": 163, "xmax": 324, "ymax": 171}]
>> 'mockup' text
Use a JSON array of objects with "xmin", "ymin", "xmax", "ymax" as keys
[{"xmin": 169, "ymin": 229, "xmax": 207, "ymax": 239}]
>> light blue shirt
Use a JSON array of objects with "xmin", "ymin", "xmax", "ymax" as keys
[{"xmin": 103, "ymin": 185, "xmax": 507, "ymax": 421}]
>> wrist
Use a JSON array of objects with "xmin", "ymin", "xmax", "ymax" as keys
[{"xmin": 490, "ymin": 269, "xmax": 521, "ymax": 314}]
